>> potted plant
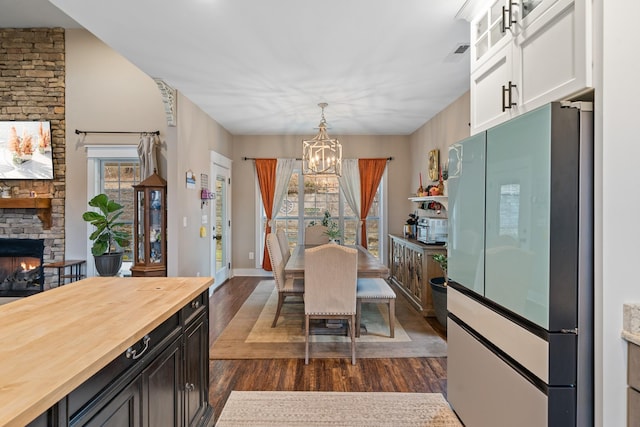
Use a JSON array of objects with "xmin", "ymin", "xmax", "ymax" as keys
[
  {"xmin": 430, "ymin": 253, "xmax": 448, "ymax": 328},
  {"xmin": 82, "ymin": 193, "xmax": 131, "ymax": 276},
  {"xmin": 325, "ymin": 221, "xmax": 341, "ymax": 243}
]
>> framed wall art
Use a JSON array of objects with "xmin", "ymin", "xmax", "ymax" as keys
[
  {"xmin": 428, "ymin": 149, "xmax": 439, "ymax": 181},
  {"xmin": 0, "ymin": 121, "xmax": 53, "ymax": 179}
]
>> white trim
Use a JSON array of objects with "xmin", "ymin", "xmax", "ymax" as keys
[{"xmin": 210, "ymin": 151, "xmax": 233, "ymax": 292}]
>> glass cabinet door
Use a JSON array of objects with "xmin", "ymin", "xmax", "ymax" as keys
[
  {"xmin": 136, "ymin": 189, "xmax": 145, "ymax": 263},
  {"xmin": 149, "ymin": 189, "xmax": 163, "ymax": 264}
]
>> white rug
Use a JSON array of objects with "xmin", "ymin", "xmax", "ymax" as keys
[{"xmin": 217, "ymin": 391, "xmax": 463, "ymax": 426}]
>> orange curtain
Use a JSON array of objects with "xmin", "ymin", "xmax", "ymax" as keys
[
  {"xmin": 359, "ymin": 158, "xmax": 387, "ymax": 249},
  {"xmin": 255, "ymin": 159, "xmax": 277, "ymax": 271}
]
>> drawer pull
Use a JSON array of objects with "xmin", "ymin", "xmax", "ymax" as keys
[
  {"xmin": 191, "ymin": 300, "xmax": 201, "ymax": 309},
  {"xmin": 126, "ymin": 335, "xmax": 151, "ymax": 360},
  {"xmin": 185, "ymin": 383, "xmax": 195, "ymax": 391}
]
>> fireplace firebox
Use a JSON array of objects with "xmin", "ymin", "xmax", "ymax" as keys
[{"xmin": 0, "ymin": 238, "xmax": 45, "ymax": 297}]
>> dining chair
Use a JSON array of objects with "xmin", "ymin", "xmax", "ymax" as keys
[
  {"xmin": 304, "ymin": 224, "xmax": 330, "ymax": 245},
  {"xmin": 304, "ymin": 243, "xmax": 358, "ymax": 365},
  {"xmin": 276, "ymin": 229, "xmax": 291, "ymax": 265},
  {"xmin": 266, "ymin": 233, "xmax": 304, "ymax": 327}
]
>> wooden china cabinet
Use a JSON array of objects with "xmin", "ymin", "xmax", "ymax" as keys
[{"xmin": 131, "ymin": 172, "xmax": 167, "ymax": 277}]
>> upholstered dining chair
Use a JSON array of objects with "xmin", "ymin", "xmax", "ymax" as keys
[
  {"xmin": 304, "ymin": 224, "xmax": 330, "ymax": 245},
  {"xmin": 266, "ymin": 233, "xmax": 304, "ymax": 327},
  {"xmin": 276, "ymin": 229, "xmax": 291, "ymax": 265},
  {"xmin": 304, "ymin": 244, "xmax": 358, "ymax": 365}
]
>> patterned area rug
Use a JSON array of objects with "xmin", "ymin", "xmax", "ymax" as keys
[
  {"xmin": 216, "ymin": 391, "xmax": 463, "ymax": 426},
  {"xmin": 210, "ymin": 280, "xmax": 447, "ymax": 359}
]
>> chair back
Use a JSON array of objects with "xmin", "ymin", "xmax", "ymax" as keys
[
  {"xmin": 276, "ymin": 229, "xmax": 291, "ymax": 264},
  {"xmin": 304, "ymin": 224, "xmax": 330, "ymax": 245},
  {"xmin": 266, "ymin": 233, "xmax": 287, "ymax": 291},
  {"xmin": 304, "ymin": 244, "xmax": 357, "ymax": 315}
]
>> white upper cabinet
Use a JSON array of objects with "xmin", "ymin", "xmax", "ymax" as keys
[{"xmin": 460, "ymin": 0, "xmax": 592, "ymax": 134}]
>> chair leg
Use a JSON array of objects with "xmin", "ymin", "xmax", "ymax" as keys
[
  {"xmin": 350, "ymin": 314, "xmax": 356, "ymax": 365},
  {"xmin": 305, "ymin": 315, "xmax": 310, "ymax": 365},
  {"xmin": 272, "ymin": 293, "xmax": 285, "ymax": 327},
  {"xmin": 389, "ymin": 299, "xmax": 395, "ymax": 338}
]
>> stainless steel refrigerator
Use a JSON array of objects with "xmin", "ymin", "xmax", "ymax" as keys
[{"xmin": 446, "ymin": 101, "xmax": 593, "ymax": 426}]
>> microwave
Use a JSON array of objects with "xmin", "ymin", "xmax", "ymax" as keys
[{"xmin": 416, "ymin": 218, "xmax": 448, "ymax": 244}]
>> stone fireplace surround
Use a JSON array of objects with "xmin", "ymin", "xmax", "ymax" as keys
[{"xmin": 0, "ymin": 28, "xmax": 66, "ymax": 290}]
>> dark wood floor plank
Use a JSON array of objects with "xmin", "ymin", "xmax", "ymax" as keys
[{"xmin": 208, "ymin": 276, "xmax": 448, "ymax": 423}]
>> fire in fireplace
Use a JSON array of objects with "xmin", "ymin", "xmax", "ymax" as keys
[{"xmin": 0, "ymin": 238, "xmax": 45, "ymax": 297}]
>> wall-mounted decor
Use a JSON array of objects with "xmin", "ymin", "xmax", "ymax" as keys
[
  {"xmin": 428, "ymin": 149, "xmax": 439, "ymax": 181},
  {"xmin": 0, "ymin": 121, "xmax": 53, "ymax": 179}
]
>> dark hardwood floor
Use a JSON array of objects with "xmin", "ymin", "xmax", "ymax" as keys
[{"xmin": 208, "ymin": 276, "xmax": 448, "ymax": 422}]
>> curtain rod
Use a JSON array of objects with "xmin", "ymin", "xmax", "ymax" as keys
[
  {"xmin": 75, "ymin": 129, "xmax": 160, "ymax": 135},
  {"xmin": 242, "ymin": 156, "xmax": 393, "ymax": 161}
]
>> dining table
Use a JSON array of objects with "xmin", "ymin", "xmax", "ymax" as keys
[{"xmin": 284, "ymin": 244, "xmax": 389, "ymax": 280}]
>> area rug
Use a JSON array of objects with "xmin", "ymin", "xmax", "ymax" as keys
[
  {"xmin": 216, "ymin": 391, "xmax": 463, "ymax": 426},
  {"xmin": 210, "ymin": 280, "xmax": 447, "ymax": 359}
]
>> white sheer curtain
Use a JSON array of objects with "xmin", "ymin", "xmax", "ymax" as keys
[
  {"xmin": 338, "ymin": 159, "xmax": 362, "ymax": 244},
  {"xmin": 270, "ymin": 158, "xmax": 296, "ymax": 226}
]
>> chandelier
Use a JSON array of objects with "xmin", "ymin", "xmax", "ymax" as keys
[{"xmin": 302, "ymin": 103, "xmax": 342, "ymax": 176}]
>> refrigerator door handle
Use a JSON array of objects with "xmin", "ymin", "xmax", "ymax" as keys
[{"xmin": 561, "ymin": 328, "xmax": 578, "ymax": 334}]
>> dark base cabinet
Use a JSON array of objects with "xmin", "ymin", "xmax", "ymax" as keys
[{"xmin": 30, "ymin": 291, "xmax": 213, "ymax": 427}]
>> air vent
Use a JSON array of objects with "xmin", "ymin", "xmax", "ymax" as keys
[{"xmin": 454, "ymin": 44, "xmax": 470, "ymax": 54}]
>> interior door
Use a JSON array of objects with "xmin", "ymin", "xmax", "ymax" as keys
[{"xmin": 210, "ymin": 153, "xmax": 231, "ymax": 290}]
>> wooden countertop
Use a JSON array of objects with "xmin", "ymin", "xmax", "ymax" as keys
[{"xmin": 0, "ymin": 276, "xmax": 213, "ymax": 427}]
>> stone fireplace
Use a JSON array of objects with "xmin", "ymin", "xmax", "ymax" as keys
[{"xmin": 0, "ymin": 238, "xmax": 45, "ymax": 297}]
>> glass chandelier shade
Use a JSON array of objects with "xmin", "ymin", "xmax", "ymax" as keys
[{"xmin": 302, "ymin": 103, "xmax": 342, "ymax": 176}]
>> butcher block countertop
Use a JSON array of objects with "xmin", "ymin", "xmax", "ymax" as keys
[{"xmin": 0, "ymin": 276, "xmax": 213, "ymax": 427}]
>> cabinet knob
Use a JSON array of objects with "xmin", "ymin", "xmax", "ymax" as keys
[
  {"xmin": 185, "ymin": 383, "xmax": 195, "ymax": 391},
  {"xmin": 191, "ymin": 300, "xmax": 201, "ymax": 309}
]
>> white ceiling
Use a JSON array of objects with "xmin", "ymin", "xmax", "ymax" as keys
[{"xmin": 1, "ymin": 0, "xmax": 470, "ymax": 136}]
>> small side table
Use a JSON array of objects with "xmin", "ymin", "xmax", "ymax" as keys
[{"xmin": 44, "ymin": 259, "xmax": 86, "ymax": 287}]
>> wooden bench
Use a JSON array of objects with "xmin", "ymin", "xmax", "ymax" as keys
[{"xmin": 356, "ymin": 278, "xmax": 396, "ymax": 338}]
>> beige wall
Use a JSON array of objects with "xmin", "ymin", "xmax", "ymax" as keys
[
  {"xmin": 408, "ymin": 91, "xmax": 470, "ymax": 197},
  {"xmin": 230, "ymin": 134, "xmax": 411, "ymax": 270},
  {"xmin": 65, "ymin": 29, "xmax": 168, "ymax": 261},
  {"xmin": 65, "ymin": 29, "xmax": 233, "ymax": 279}
]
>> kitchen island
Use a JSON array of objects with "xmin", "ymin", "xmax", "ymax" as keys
[{"xmin": 0, "ymin": 276, "xmax": 214, "ymax": 427}]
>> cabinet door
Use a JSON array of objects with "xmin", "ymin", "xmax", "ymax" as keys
[
  {"xmin": 143, "ymin": 338, "xmax": 182, "ymax": 427},
  {"xmin": 71, "ymin": 377, "xmax": 142, "ymax": 427},
  {"xmin": 515, "ymin": 0, "xmax": 591, "ymax": 113},
  {"xmin": 470, "ymin": 43, "xmax": 518, "ymax": 134},
  {"xmin": 184, "ymin": 315, "xmax": 209, "ymax": 426},
  {"xmin": 448, "ymin": 133, "xmax": 486, "ymax": 295}
]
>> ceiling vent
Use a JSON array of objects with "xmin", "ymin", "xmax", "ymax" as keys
[{"xmin": 453, "ymin": 43, "xmax": 470, "ymax": 54}]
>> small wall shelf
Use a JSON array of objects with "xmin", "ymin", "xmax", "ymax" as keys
[
  {"xmin": 0, "ymin": 197, "xmax": 52, "ymax": 229},
  {"xmin": 409, "ymin": 195, "xmax": 448, "ymax": 211}
]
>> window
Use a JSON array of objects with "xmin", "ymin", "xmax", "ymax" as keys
[
  {"xmin": 86, "ymin": 145, "xmax": 140, "ymax": 276},
  {"xmin": 100, "ymin": 160, "xmax": 140, "ymax": 261},
  {"xmin": 267, "ymin": 163, "xmax": 385, "ymax": 260}
]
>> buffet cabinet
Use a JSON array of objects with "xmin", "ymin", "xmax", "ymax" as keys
[
  {"xmin": 388, "ymin": 234, "xmax": 446, "ymax": 317},
  {"xmin": 28, "ymin": 291, "xmax": 212, "ymax": 427}
]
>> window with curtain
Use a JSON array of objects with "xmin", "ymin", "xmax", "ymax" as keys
[
  {"xmin": 269, "ymin": 165, "xmax": 383, "ymax": 259},
  {"xmin": 100, "ymin": 159, "xmax": 140, "ymax": 261}
]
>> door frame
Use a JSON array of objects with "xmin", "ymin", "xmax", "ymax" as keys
[{"xmin": 209, "ymin": 151, "xmax": 232, "ymax": 292}]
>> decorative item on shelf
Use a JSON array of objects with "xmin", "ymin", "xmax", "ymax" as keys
[
  {"xmin": 302, "ymin": 103, "xmax": 342, "ymax": 176},
  {"xmin": 82, "ymin": 193, "xmax": 131, "ymax": 277},
  {"xmin": 0, "ymin": 186, "xmax": 10, "ymax": 198},
  {"xmin": 417, "ymin": 172, "xmax": 425, "ymax": 196},
  {"xmin": 428, "ymin": 149, "xmax": 439, "ymax": 181},
  {"xmin": 437, "ymin": 167, "xmax": 445, "ymax": 196}
]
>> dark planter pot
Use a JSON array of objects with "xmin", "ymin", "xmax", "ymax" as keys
[
  {"xmin": 94, "ymin": 253, "xmax": 123, "ymax": 277},
  {"xmin": 429, "ymin": 277, "xmax": 448, "ymax": 329}
]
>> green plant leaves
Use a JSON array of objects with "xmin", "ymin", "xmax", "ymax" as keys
[{"xmin": 83, "ymin": 193, "xmax": 131, "ymax": 256}]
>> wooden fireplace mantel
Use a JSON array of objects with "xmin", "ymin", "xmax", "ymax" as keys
[{"xmin": 0, "ymin": 197, "xmax": 52, "ymax": 229}]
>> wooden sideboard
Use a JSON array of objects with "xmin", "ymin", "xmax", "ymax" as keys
[
  {"xmin": 0, "ymin": 277, "xmax": 214, "ymax": 427},
  {"xmin": 388, "ymin": 234, "xmax": 446, "ymax": 317}
]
